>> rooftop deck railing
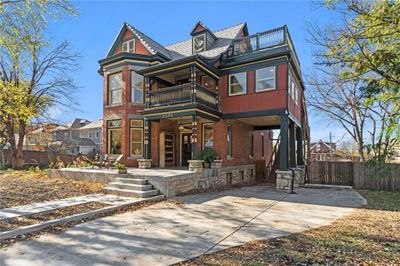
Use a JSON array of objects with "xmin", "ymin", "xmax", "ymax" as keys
[
  {"xmin": 147, "ymin": 83, "xmax": 218, "ymax": 110},
  {"xmin": 226, "ymin": 26, "xmax": 300, "ymax": 72}
]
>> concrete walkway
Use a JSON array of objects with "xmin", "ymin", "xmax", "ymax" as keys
[
  {"xmin": 0, "ymin": 194, "xmax": 140, "ymax": 220},
  {"xmin": 0, "ymin": 186, "xmax": 366, "ymax": 266}
]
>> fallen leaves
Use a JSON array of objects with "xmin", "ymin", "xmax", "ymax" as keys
[
  {"xmin": 178, "ymin": 191, "xmax": 400, "ymax": 266},
  {"xmin": 0, "ymin": 170, "xmax": 105, "ymax": 208}
]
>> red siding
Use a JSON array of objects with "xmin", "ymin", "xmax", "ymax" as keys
[
  {"xmin": 220, "ymin": 64, "xmax": 287, "ymax": 114},
  {"xmin": 114, "ymin": 30, "xmax": 151, "ymax": 56}
]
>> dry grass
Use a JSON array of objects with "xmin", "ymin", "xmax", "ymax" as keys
[
  {"xmin": 180, "ymin": 190, "xmax": 400, "ymax": 266},
  {"xmin": 0, "ymin": 170, "xmax": 105, "ymax": 208}
]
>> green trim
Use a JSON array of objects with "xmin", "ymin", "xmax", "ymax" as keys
[
  {"xmin": 222, "ymin": 46, "xmax": 289, "ymax": 69},
  {"xmin": 221, "ymin": 57, "xmax": 288, "ymax": 75},
  {"xmin": 222, "ymin": 108, "xmax": 286, "ymax": 120},
  {"xmin": 136, "ymin": 55, "xmax": 221, "ymax": 78}
]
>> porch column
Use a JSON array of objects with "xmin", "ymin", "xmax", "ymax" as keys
[
  {"xmin": 145, "ymin": 76, "xmax": 150, "ymax": 108},
  {"xmin": 190, "ymin": 65, "xmax": 197, "ymax": 103},
  {"xmin": 144, "ymin": 119, "xmax": 151, "ymax": 159},
  {"xmin": 191, "ymin": 113, "xmax": 197, "ymax": 160},
  {"xmin": 296, "ymin": 126, "xmax": 304, "ymax": 165},
  {"xmin": 289, "ymin": 120, "xmax": 296, "ymax": 168},
  {"xmin": 279, "ymin": 114, "xmax": 289, "ymax": 170}
]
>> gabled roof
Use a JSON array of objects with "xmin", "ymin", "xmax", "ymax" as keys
[
  {"xmin": 166, "ymin": 22, "xmax": 246, "ymax": 59},
  {"xmin": 79, "ymin": 119, "xmax": 102, "ymax": 130},
  {"xmin": 103, "ymin": 22, "xmax": 247, "ymax": 64},
  {"xmin": 105, "ymin": 23, "xmax": 175, "ymax": 60},
  {"xmin": 190, "ymin": 21, "xmax": 217, "ymax": 39}
]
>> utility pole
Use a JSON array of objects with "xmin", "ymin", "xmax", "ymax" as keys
[{"xmin": 329, "ymin": 132, "xmax": 332, "ymax": 156}]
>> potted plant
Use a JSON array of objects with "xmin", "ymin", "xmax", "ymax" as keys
[
  {"xmin": 114, "ymin": 161, "xmax": 127, "ymax": 174},
  {"xmin": 198, "ymin": 148, "xmax": 218, "ymax": 168}
]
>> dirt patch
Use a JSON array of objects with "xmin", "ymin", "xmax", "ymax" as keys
[
  {"xmin": 0, "ymin": 202, "xmax": 110, "ymax": 232},
  {"xmin": 179, "ymin": 191, "xmax": 400, "ymax": 265},
  {"xmin": 0, "ymin": 170, "xmax": 105, "ymax": 208}
]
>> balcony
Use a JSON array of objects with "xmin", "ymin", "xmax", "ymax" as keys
[
  {"xmin": 147, "ymin": 83, "xmax": 218, "ymax": 111},
  {"xmin": 225, "ymin": 26, "xmax": 301, "ymax": 73}
]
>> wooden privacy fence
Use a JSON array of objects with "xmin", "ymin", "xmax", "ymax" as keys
[
  {"xmin": 307, "ymin": 161, "xmax": 400, "ymax": 191},
  {"xmin": 1, "ymin": 149, "xmax": 78, "ymax": 167}
]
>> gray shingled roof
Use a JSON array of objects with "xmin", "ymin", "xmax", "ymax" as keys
[
  {"xmin": 78, "ymin": 119, "xmax": 102, "ymax": 130},
  {"xmin": 166, "ymin": 23, "xmax": 245, "ymax": 59},
  {"xmin": 125, "ymin": 23, "xmax": 179, "ymax": 60}
]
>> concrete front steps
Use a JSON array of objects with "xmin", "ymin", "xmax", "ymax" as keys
[{"xmin": 103, "ymin": 174, "xmax": 164, "ymax": 199}]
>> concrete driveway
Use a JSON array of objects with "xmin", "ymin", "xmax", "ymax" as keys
[{"xmin": 0, "ymin": 186, "xmax": 366, "ymax": 266}]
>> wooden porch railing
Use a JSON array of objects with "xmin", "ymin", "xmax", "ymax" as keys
[
  {"xmin": 147, "ymin": 83, "xmax": 218, "ymax": 110},
  {"xmin": 225, "ymin": 26, "xmax": 300, "ymax": 73}
]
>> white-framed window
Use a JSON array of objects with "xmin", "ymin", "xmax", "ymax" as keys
[
  {"xmin": 295, "ymin": 83, "xmax": 299, "ymax": 104},
  {"xmin": 108, "ymin": 72, "xmax": 122, "ymax": 105},
  {"xmin": 193, "ymin": 34, "xmax": 206, "ymax": 54},
  {"xmin": 130, "ymin": 119, "xmax": 143, "ymax": 157},
  {"xmin": 255, "ymin": 66, "xmax": 276, "ymax": 92},
  {"xmin": 228, "ymin": 72, "xmax": 247, "ymax": 96},
  {"xmin": 122, "ymin": 39, "xmax": 135, "ymax": 53},
  {"xmin": 291, "ymin": 80, "xmax": 295, "ymax": 99},
  {"xmin": 131, "ymin": 71, "xmax": 143, "ymax": 103}
]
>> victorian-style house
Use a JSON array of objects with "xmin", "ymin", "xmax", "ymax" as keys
[{"xmin": 98, "ymin": 21, "xmax": 309, "ymax": 175}]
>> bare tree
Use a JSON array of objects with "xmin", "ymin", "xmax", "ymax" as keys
[
  {"xmin": 307, "ymin": 68, "xmax": 369, "ymax": 162},
  {"xmin": 0, "ymin": 0, "xmax": 78, "ymax": 169}
]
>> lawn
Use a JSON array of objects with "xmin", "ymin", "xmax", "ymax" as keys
[
  {"xmin": 0, "ymin": 169, "xmax": 105, "ymax": 208},
  {"xmin": 181, "ymin": 190, "xmax": 400, "ymax": 266}
]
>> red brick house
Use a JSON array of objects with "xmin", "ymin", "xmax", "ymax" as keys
[{"xmin": 98, "ymin": 21, "xmax": 309, "ymax": 175}]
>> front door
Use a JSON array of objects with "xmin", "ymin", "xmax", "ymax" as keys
[{"xmin": 181, "ymin": 133, "xmax": 192, "ymax": 166}]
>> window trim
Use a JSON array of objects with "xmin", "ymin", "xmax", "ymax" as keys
[
  {"xmin": 107, "ymin": 120, "xmax": 122, "ymax": 155},
  {"xmin": 228, "ymin": 72, "xmax": 247, "ymax": 96},
  {"xmin": 202, "ymin": 123, "xmax": 214, "ymax": 149},
  {"xmin": 130, "ymin": 71, "xmax": 144, "ymax": 104},
  {"xmin": 122, "ymin": 39, "xmax": 135, "ymax": 53},
  {"xmin": 108, "ymin": 72, "xmax": 122, "ymax": 105},
  {"xmin": 192, "ymin": 33, "xmax": 206, "ymax": 54},
  {"xmin": 130, "ymin": 119, "xmax": 143, "ymax": 158},
  {"xmin": 255, "ymin": 66, "xmax": 276, "ymax": 92}
]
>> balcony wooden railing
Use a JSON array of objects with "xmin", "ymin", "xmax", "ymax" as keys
[
  {"xmin": 225, "ymin": 26, "xmax": 300, "ymax": 73},
  {"xmin": 147, "ymin": 83, "xmax": 218, "ymax": 110}
]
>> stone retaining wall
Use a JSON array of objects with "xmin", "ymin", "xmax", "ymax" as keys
[
  {"xmin": 47, "ymin": 164, "xmax": 256, "ymax": 197},
  {"xmin": 47, "ymin": 168, "xmax": 116, "ymax": 184}
]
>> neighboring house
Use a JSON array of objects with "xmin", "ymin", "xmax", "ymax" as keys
[
  {"xmin": 78, "ymin": 119, "xmax": 103, "ymax": 154},
  {"xmin": 310, "ymin": 140, "xmax": 337, "ymax": 161},
  {"xmin": 98, "ymin": 21, "xmax": 309, "ymax": 171},
  {"xmin": 51, "ymin": 118, "xmax": 92, "ymax": 155},
  {"xmin": 25, "ymin": 123, "xmax": 59, "ymax": 151}
]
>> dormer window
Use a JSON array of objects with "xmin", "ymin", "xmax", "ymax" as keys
[
  {"xmin": 193, "ymin": 34, "xmax": 206, "ymax": 54},
  {"xmin": 122, "ymin": 39, "xmax": 135, "ymax": 53}
]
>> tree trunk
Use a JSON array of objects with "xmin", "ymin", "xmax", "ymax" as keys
[{"xmin": 11, "ymin": 147, "xmax": 24, "ymax": 169}]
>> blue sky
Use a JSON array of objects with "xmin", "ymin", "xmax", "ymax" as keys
[{"xmin": 48, "ymin": 0, "xmax": 342, "ymax": 142}]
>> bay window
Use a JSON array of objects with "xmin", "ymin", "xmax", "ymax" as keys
[
  {"xmin": 108, "ymin": 73, "xmax": 122, "ymax": 105},
  {"xmin": 130, "ymin": 119, "xmax": 143, "ymax": 157},
  {"xmin": 131, "ymin": 72, "xmax": 143, "ymax": 103},
  {"xmin": 107, "ymin": 120, "xmax": 121, "ymax": 154}
]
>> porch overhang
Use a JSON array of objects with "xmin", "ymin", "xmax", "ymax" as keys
[
  {"xmin": 136, "ymin": 55, "xmax": 221, "ymax": 79},
  {"xmin": 140, "ymin": 106, "xmax": 221, "ymax": 122}
]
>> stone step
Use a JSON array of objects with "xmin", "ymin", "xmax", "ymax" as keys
[
  {"xmin": 103, "ymin": 187, "xmax": 160, "ymax": 198},
  {"xmin": 114, "ymin": 177, "xmax": 148, "ymax": 185},
  {"xmin": 107, "ymin": 182, "xmax": 153, "ymax": 191}
]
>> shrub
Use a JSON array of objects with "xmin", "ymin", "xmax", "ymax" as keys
[
  {"xmin": 113, "ymin": 161, "xmax": 126, "ymax": 170},
  {"xmin": 197, "ymin": 148, "xmax": 218, "ymax": 164}
]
